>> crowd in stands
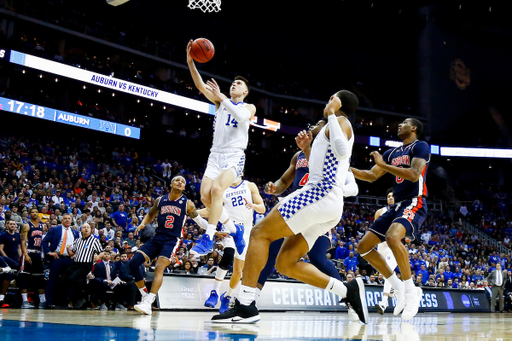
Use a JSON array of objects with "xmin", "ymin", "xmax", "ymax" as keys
[{"xmin": 0, "ymin": 130, "xmax": 512, "ymax": 311}]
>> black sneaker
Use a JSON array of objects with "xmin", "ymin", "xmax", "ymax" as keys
[
  {"xmin": 211, "ymin": 298, "xmax": 260, "ymax": 324},
  {"xmin": 341, "ymin": 277, "xmax": 368, "ymax": 324}
]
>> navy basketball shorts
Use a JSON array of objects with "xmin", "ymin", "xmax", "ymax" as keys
[
  {"xmin": 369, "ymin": 197, "xmax": 427, "ymax": 242},
  {"xmin": 138, "ymin": 235, "xmax": 181, "ymax": 261}
]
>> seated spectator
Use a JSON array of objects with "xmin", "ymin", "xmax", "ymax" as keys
[{"xmin": 124, "ymin": 232, "xmax": 137, "ymax": 247}]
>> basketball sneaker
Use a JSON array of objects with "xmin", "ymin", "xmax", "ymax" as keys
[
  {"xmin": 205, "ymin": 290, "xmax": 219, "ymax": 308},
  {"xmin": 393, "ymin": 288, "xmax": 406, "ymax": 315},
  {"xmin": 340, "ymin": 277, "xmax": 368, "ymax": 324},
  {"xmin": 134, "ymin": 296, "xmax": 152, "ymax": 315},
  {"xmin": 229, "ymin": 224, "xmax": 246, "ymax": 255},
  {"xmin": 21, "ymin": 301, "xmax": 35, "ymax": 309},
  {"xmin": 191, "ymin": 234, "xmax": 214, "ymax": 256},
  {"xmin": 219, "ymin": 292, "xmax": 231, "ymax": 314},
  {"xmin": 375, "ymin": 300, "xmax": 388, "ymax": 315},
  {"xmin": 401, "ymin": 287, "xmax": 422, "ymax": 321},
  {"xmin": 211, "ymin": 298, "xmax": 260, "ymax": 323},
  {"xmin": 347, "ymin": 307, "xmax": 360, "ymax": 322}
]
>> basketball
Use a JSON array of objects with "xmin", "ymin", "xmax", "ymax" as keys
[{"xmin": 190, "ymin": 38, "xmax": 215, "ymax": 63}]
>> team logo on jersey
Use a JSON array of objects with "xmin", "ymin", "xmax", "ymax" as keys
[
  {"xmin": 160, "ymin": 205, "xmax": 182, "ymax": 215},
  {"xmin": 391, "ymin": 155, "xmax": 410, "ymax": 167},
  {"xmin": 403, "ymin": 209, "xmax": 416, "ymax": 221},
  {"xmin": 296, "ymin": 158, "xmax": 308, "ymax": 168}
]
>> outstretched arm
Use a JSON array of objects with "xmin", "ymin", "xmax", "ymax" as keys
[
  {"xmin": 135, "ymin": 197, "xmax": 160, "ymax": 236},
  {"xmin": 187, "ymin": 200, "xmax": 209, "ymax": 230},
  {"xmin": 264, "ymin": 152, "xmax": 298, "ymax": 196},
  {"xmin": 186, "ymin": 40, "xmax": 220, "ymax": 105},
  {"xmin": 351, "ymin": 164, "xmax": 387, "ymax": 183},
  {"xmin": 371, "ymin": 152, "xmax": 427, "ymax": 183}
]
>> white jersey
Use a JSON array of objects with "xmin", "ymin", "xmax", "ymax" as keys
[
  {"xmin": 211, "ymin": 101, "xmax": 251, "ymax": 152},
  {"xmin": 308, "ymin": 116, "xmax": 354, "ymax": 189},
  {"xmin": 223, "ymin": 180, "xmax": 254, "ymax": 227}
]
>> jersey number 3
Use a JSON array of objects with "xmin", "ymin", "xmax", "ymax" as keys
[{"xmin": 165, "ymin": 216, "xmax": 174, "ymax": 229}]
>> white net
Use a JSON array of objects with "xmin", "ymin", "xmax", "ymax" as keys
[{"xmin": 188, "ymin": 0, "xmax": 221, "ymax": 13}]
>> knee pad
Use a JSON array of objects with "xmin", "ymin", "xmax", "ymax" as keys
[{"xmin": 218, "ymin": 248, "xmax": 235, "ymax": 270}]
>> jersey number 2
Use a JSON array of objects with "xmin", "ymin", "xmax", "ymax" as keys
[
  {"xmin": 165, "ymin": 216, "xmax": 174, "ymax": 229},
  {"xmin": 231, "ymin": 196, "xmax": 244, "ymax": 207}
]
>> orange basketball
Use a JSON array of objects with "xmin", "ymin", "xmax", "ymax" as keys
[{"xmin": 190, "ymin": 38, "xmax": 215, "ymax": 63}]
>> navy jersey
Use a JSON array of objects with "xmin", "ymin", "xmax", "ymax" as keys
[
  {"xmin": 382, "ymin": 140, "xmax": 430, "ymax": 203},
  {"xmin": 155, "ymin": 194, "xmax": 188, "ymax": 239},
  {"xmin": 27, "ymin": 221, "xmax": 44, "ymax": 251},
  {"xmin": 291, "ymin": 151, "xmax": 309, "ymax": 192}
]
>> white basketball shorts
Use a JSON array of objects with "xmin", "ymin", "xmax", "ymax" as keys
[
  {"xmin": 204, "ymin": 149, "xmax": 245, "ymax": 181},
  {"xmin": 278, "ymin": 182, "xmax": 344, "ymax": 250}
]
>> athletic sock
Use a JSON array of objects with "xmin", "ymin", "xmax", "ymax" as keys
[
  {"xmin": 147, "ymin": 293, "xmax": 156, "ymax": 304},
  {"xmin": 238, "ymin": 285, "xmax": 256, "ymax": 306},
  {"xmin": 326, "ymin": 277, "xmax": 348, "ymax": 298},
  {"xmin": 386, "ymin": 273, "xmax": 404, "ymax": 292},
  {"xmin": 254, "ymin": 287, "xmax": 261, "ymax": 302},
  {"xmin": 21, "ymin": 293, "xmax": 28, "ymax": 302},
  {"xmin": 206, "ymin": 224, "xmax": 217, "ymax": 238},
  {"xmin": 139, "ymin": 287, "xmax": 148, "ymax": 298},
  {"xmin": 214, "ymin": 269, "xmax": 227, "ymax": 292},
  {"xmin": 404, "ymin": 278, "xmax": 415, "ymax": 293},
  {"xmin": 227, "ymin": 285, "xmax": 236, "ymax": 298},
  {"xmin": 0, "ymin": 294, "xmax": 4, "ymax": 301},
  {"xmin": 220, "ymin": 209, "xmax": 237, "ymax": 234},
  {"xmin": 39, "ymin": 294, "xmax": 46, "ymax": 303}
]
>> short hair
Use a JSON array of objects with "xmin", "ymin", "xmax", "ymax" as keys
[
  {"xmin": 235, "ymin": 76, "xmax": 250, "ymax": 96},
  {"xmin": 409, "ymin": 118, "xmax": 424, "ymax": 137},
  {"xmin": 386, "ymin": 188, "xmax": 394, "ymax": 196},
  {"xmin": 335, "ymin": 90, "xmax": 359, "ymax": 116}
]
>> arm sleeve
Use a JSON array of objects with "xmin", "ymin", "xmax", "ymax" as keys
[
  {"xmin": 343, "ymin": 171, "xmax": 359, "ymax": 197},
  {"xmin": 221, "ymin": 99, "xmax": 252, "ymax": 122},
  {"xmin": 327, "ymin": 115, "xmax": 350, "ymax": 160},
  {"xmin": 192, "ymin": 215, "xmax": 209, "ymax": 230}
]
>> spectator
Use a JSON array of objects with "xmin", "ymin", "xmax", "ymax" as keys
[
  {"xmin": 335, "ymin": 240, "xmax": 349, "ymax": 260},
  {"xmin": 343, "ymin": 252, "xmax": 359, "ymax": 273},
  {"xmin": 124, "ymin": 232, "xmax": 137, "ymax": 247},
  {"xmin": 112, "ymin": 204, "xmax": 129, "ymax": 234}
]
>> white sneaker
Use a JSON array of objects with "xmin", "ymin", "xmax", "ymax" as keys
[
  {"xmin": 393, "ymin": 289, "xmax": 406, "ymax": 316},
  {"xmin": 134, "ymin": 300, "xmax": 152, "ymax": 315},
  {"xmin": 401, "ymin": 287, "xmax": 422, "ymax": 321},
  {"xmin": 1, "ymin": 267, "xmax": 11, "ymax": 274},
  {"xmin": 347, "ymin": 307, "xmax": 360, "ymax": 322}
]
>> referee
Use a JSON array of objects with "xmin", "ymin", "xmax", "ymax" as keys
[{"xmin": 60, "ymin": 223, "xmax": 103, "ymax": 309}]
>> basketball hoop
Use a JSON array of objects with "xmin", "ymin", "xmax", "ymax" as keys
[{"xmin": 188, "ymin": 0, "xmax": 221, "ymax": 13}]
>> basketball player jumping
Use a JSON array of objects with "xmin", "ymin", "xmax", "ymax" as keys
[
  {"xmin": 351, "ymin": 118, "xmax": 429, "ymax": 321},
  {"xmin": 260, "ymin": 119, "xmax": 360, "ymax": 321},
  {"xmin": 212, "ymin": 91, "xmax": 369, "ymax": 324},
  {"xmin": 187, "ymin": 41, "xmax": 256, "ymax": 257},
  {"xmin": 203, "ymin": 176, "xmax": 265, "ymax": 313},
  {"xmin": 131, "ymin": 175, "xmax": 210, "ymax": 315}
]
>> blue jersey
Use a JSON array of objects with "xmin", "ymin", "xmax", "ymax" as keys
[
  {"xmin": 291, "ymin": 151, "xmax": 309, "ymax": 192},
  {"xmin": 155, "ymin": 194, "xmax": 188, "ymax": 239},
  {"xmin": 382, "ymin": 140, "xmax": 430, "ymax": 203},
  {"xmin": 27, "ymin": 221, "xmax": 44, "ymax": 251}
]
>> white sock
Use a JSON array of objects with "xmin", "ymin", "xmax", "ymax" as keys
[
  {"xmin": 227, "ymin": 285, "xmax": 236, "ymax": 298},
  {"xmin": 254, "ymin": 287, "xmax": 261, "ymax": 302},
  {"xmin": 326, "ymin": 277, "xmax": 347, "ymax": 298},
  {"xmin": 220, "ymin": 209, "xmax": 236, "ymax": 234},
  {"xmin": 139, "ymin": 287, "xmax": 148, "ymax": 298},
  {"xmin": 214, "ymin": 273, "xmax": 226, "ymax": 292},
  {"xmin": 383, "ymin": 279, "xmax": 392, "ymax": 296},
  {"xmin": 147, "ymin": 293, "xmax": 156, "ymax": 304},
  {"xmin": 0, "ymin": 294, "xmax": 4, "ymax": 301},
  {"xmin": 404, "ymin": 278, "xmax": 415, "ymax": 293},
  {"xmin": 39, "ymin": 294, "xmax": 46, "ymax": 303},
  {"xmin": 386, "ymin": 273, "xmax": 404, "ymax": 292},
  {"xmin": 380, "ymin": 295, "xmax": 389, "ymax": 307},
  {"xmin": 206, "ymin": 224, "xmax": 217, "ymax": 238},
  {"xmin": 21, "ymin": 293, "xmax": 28, "ymax": 302},
  {"xmin": 238, "ymin": 285, "xmax": 255, "ymax": 306}
]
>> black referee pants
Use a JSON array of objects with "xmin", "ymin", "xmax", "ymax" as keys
[{"xmin": 58, "ymin": 262, "xmax": 92, "ymax": 304}]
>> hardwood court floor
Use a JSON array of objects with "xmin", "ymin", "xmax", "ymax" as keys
[{"xmin": 0, "ymin": 308, "xmax": 511, "ymax": 340}]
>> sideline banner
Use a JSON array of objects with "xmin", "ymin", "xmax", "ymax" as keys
[{"xmin": 159, "ymin": 274, "xmax": 489, "ymax": 313}]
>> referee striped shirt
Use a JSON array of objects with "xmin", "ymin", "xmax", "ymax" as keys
[{"xmin": 70, "ymin": 235, "xmax": 103, "ymax": 263}]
